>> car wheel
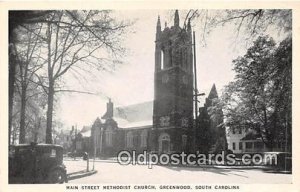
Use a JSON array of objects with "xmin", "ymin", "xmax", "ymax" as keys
[{"xmin": 48, "ymin": 169, "xmax": 66, "ymax": 184}]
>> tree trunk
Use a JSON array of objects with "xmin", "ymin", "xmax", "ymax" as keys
[
  {"xmin": 9, "ymin": 52, "xmax": 16, "ymax": 145},
  {"xmin": 19, "ymin": 81, "xmax": 27, "ymax": 143},
  {"xmin": 46, "ymin": 82, "xmax": 54, "ymax": 144},
  {"xmin": 9, "ymin": 20, "xmax": 17, "ymax": 146},
  {"xmin": 45, "ymin": 22, "xmax": 53, "ymax": 144},
  {"xmin": 19, "ymin": 59, "xmax": 30, "ymax": 144}
]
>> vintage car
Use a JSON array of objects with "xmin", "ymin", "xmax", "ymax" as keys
[{"xmin": 9, "ymin": 143, "xmax": 68, "ymax": 184}]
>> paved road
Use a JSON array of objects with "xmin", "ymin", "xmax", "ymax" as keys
[{"xmin": 65, "ymin": 159, "xmax": 292, "ymax": 184}]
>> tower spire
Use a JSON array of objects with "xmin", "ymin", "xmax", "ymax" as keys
[
  {"xmin": 156, "ymin": 15, "xmax": 161, "ymax": 40},
  {"xmin": 208, "ymin": 84, "xmax": 218, "ymax": 99},
  {"xmin": 156, "ymin": 15, "xmax": 161, "ymax": 31},
  {"xmin": 174, "ymin": 10, "xmax": 179, "ymax": 27}
]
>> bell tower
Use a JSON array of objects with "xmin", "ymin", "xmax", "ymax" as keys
[{"xmin": 151, "ymin": 10, "xmax": 194, "ymax": 153}]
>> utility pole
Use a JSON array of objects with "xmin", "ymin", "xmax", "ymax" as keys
[
  {"xmin": 192, "ymin": 31, "xmax": 205, "ymax": 152},
  {"xmin": 193, "ymin": 31, "xmax": 198, "ymax": 119},
  {"xmin": 193, "ymin": 31, "xmax": 198, "ymax": 152}
]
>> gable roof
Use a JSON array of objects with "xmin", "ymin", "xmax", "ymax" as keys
[
  {"xmin": 79, "ymin": 126, "xmax": 91, "ymax": 137},
  {"xmin": 113, "ymin": 101, "xmax": 153, "ymax": 129}
]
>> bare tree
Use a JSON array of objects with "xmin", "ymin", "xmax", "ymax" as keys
[
  {"xmin": 9, "ymin": 11, "xmax": 53, "ymax": 145},
  {"xmin": 12, "ymin": 70, "xmax": 47, "ymax": 144},
  {"xmin": 12, "ymin": 23, "xmax": 46, "ymax": 144},
  {"xmin": 181, "ymin": 9, "xmax": 291, "ymax": 46},
  {"xmin": 17, "ymin": 10, "xmax": 131, "ymax": 144}
]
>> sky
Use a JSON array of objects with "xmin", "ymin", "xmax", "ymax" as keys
[{"xmin": 55, "ymin": 10, "xmax": 251, "ymax": 130}]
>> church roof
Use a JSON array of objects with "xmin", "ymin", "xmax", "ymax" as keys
[
  {"xmin": 80, "ymin": 125, "xmax": 91, "ymax": 132},
  {"xmin": 114, "ymin": 118, "xmax": 152, "ymax": 129},
  {"xmin": 113, "ymin": 101, "xmax": 153, "ymax": 129},
  {"xmin": 81, "ymin": 130, "xmax": 91, "ymax": 137},
  {"xmin": 79, "ymin": 126, "xmax": 91, "ymax": 137},
  {"xmin": 92, "ymin": 117, "xmax": 102, "ymax": 128}
]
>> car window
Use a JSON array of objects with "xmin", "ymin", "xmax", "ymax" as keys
[
  {"xmin": 18, "ymin": 148, "xmax": 31, "ymax": 155},
  {"xmin": 50, "ymin": 149, "xmax": 56, "ymax": 157},
  {"xmin": 37, "ymin": 148, "xmax": 57, "ymax": 158},
  {"xmin": 16, "ymin": 147, "xmax": 33, "ymax": 161}
]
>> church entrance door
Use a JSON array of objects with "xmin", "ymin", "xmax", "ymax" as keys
[
  {"xmin": 161, "ymin": 140, "xmax": 169, "ymax": 153},
  {"xmin": 159, "ymin": 133, "xmax": 170, "ymax": 153}
]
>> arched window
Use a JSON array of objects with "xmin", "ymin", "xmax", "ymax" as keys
[
  {"xmin": 161, "ymin": 134, "xmax": 170, "ymax": 141},
  {"xmin": 126, "ymin": 131, "xmax": 133, "ymax": 148},
  {"xmin": 140, "ymin": 130, "xmax": 148, "ymax": 147},
  {"xmin": 105, "ymin": 131, "xmax": 113, "ymax": 146}
]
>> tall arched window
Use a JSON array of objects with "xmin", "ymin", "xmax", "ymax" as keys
[
  {"xmin": 126, "ymin": 131, "xmax": 133, "ymax": 148},
  {"xmin": 140, "ymin": 130, "xmax": 148, "ymax": 147},
  {"xmin": 161, "ymin": 50, "xmax": 164, "ymax": 70},
  {"xmin": 105, "ymin": 131, "xmax": 113, "ymax": 146}
]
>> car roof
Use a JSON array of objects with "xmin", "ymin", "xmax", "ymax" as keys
[{"xmin": 12, "ymin": 143, "xmax": 63, "ymax": 149}]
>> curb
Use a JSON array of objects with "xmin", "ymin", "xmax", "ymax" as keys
[{"xmin": 67, "ymin": 170, "xmax": 98, "ymax": 181}]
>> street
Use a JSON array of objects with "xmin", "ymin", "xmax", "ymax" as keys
[{"xmin": 65, "ymin": 159, "xmax": 292, "ymax": 184}]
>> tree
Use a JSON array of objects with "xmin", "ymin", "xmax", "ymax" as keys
[
  {"xmin": 12, "ymin": 23, "xmax": 45, "ymax": 143},
  {"xmin": 17, "ymin": 10, "xmax": 130, "ymax": 144},
  {"xmin": 11, "ymin": 73, "xmax": 47, "ymax": 144},
  {"xmin": 182, "ymin": 9, "xmax": 291, "ymax": 45},
  {"xmin": 179, "ymin": 9, "xmax": 292, "ymax": 150},
  {"xmin": 218, "ymin": 36, "xmax": 292, "ymax": 150},
  {"xmin": 9, "ymin": 11, "xmax": 53, "ymax": 145}
]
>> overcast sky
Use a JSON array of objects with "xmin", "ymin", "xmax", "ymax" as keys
[{"xmin": 55, "ymin": 10, "xmax": 253, "ymax": 130}]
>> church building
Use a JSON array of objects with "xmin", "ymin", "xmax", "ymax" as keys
[
  {"xmin": 76, "ymin": 10, "xmax": 227, "ymax": 157},
  {"xmin": 150, "ymin": 10, "xmax": 194, "ymax": 153}
]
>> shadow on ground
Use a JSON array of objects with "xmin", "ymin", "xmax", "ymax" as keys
[{"xmin": 159, "ymin": 165, "xmax": 249, "ymax": 178}]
